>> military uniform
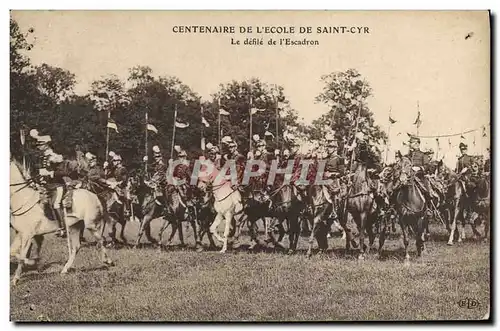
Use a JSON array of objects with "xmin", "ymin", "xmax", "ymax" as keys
[
  {"xmin": 30, "ymin": 133, "xmax": 69, "ymax": 236},
  {"xmin": 406, "ymin": 136, "xmax": 438, "ymax": 202},
  {"xmin": 148, "ymin": 146, "xmax": 168, "ymax": 204},
  {"xmin": 456, "ymin": 144, "xmax": 474, "ymax": 174}
]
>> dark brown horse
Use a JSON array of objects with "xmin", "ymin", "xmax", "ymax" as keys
[
  {"xmin": 157, "ymin": 184, "xmax": 201, "ymax": 250},
  {"xmin": 131, "ymin": 175, "xmax": 166, "ymax": 248},
  {"xmin": 447, "ymin": 159, "xmax": 490, "ymax": 245},
  {"xmin": 391, "ymin": 156, "xmax": 428, "ymax": 262},
  {"xmin": 343, "ymin": 160, "xmax": 376, "ymax": 260},
  {"xmin": 268, "ymin": 182, "xmax": 303, "ymax": 253}
]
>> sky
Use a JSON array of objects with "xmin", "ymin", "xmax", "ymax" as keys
[{"xmin": 12, "ymin": 10, "xmax": 490, "ymax": 168}]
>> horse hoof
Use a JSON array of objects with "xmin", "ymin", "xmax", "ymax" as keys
[
  {"xmin": 358, "ymin": 255, "xmax": 365, "ymax": 261},
  {"xmin": 11, "ymin": 278, "xmax": 19, "ymax": 286},
  {"xmin": 196, "ymin": 246, "xmax": 204, "ymax": 253},
  {"xmin": 105, "ymin": 260, "xmax": 114, "ymax": 267},
  {"xmin": 219, "ymin": 249, "xmax": 227, "ymax": 254},
  {"xmin": 61, "ymin": 269, "xmax": 68, "ymax": 275},
  {"xmin": 447, "ymin": 241, "xmax": 454, "ymax": 246}
]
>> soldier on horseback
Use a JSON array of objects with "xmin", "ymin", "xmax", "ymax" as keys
[
  {"xmin": 105, "ymin": 153, "xmax": 130, "ymax": 218},
  {"xmin": 322, "ymin": 133, "xmax": 346, "ymax": 221},
  {"xmin": 29, "ymin": 130, "xmax": 67, "ymax": 237},
  {"xmin": 83, "ymin": 152, "xmax": 108, "ymax": 191},
  {"xmin": 145, "ymin": 145, "xmax": 168, "ymax": 206},
  {"xmin": 406, "ymin": 135, "xmax": 439, "ymax": 204},
  {"xmin": 171, "ymin": 145, "xmax": 194, "ymax": 207},
  {"xmin": 456, "ymin": 142, "xmax": 475, "ymax": 175}
]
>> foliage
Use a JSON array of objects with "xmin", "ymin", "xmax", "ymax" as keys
[{"xmin": 312, "ymin": 68, "xmax": 388, "ymax": 168}]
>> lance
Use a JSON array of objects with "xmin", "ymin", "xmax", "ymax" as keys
[
  {"xmin": 145, "ymin": 110, "xmax": 148, "ymax": 174},
  {"xmin": 274, "ymin": 84, "xmax": 280, "ymax": 149},
  {"xmin": 436, "ymin": 138, "xmax": 440, "ymax": 160},
  {"xmin": 249, "ymin": 88, "xmax": 253, "ymax": 153},
  {"xmin": 218, "ymin": 97, "xmax": 222, "ymax": 151},
  {"xmin": 201, "ymin": 103, "xmax": 205, "ymax": 156},
  {"xmin": 385, "ymin": 106, "xmax": 392, "ymax": 165},
  {"xmin": 416, "ymin": 100, "xmax": 420, "ymax": 136},
  {"xmin": 170, "ymin": 103, "xmax": 178, "ymax": 160},
  {"xmin": 105, "ymin": 109, "xmax": 110, "ymax": 158}
]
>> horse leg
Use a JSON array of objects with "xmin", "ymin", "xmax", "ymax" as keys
[
  {"xmin": 377, "ymin": 225, "xmax": 386, "ymax": 259},
  {"xmin": 11, "ymin": 234, "xmax": 33, "ymax": 286},
  {"xmin": 88, "ymin": 220, "xmax": 113, "ymax": 266},
  {"xmin": 447, "ymin": 201, "xmax": 461, "ymax": 246},
  {"xmin": 165, "ymin": 219, "xmax": 178, "ymax": 247},
  {"xmin": 401, "ymin": 219, "xmax": 410, "ymax": 263},
  {"xmin": 416, "ymin": 217, "xmax": 426, "ymax": 258},
  {"xmin": 307, "ymin": 215, "xmax": 321, "ymax": 258},
  {"xmin": 108, "ymin": 221, "xmax": 118, "ymax": 246},
  {"xmin": 61, "ymin": 223, "xmax": 82, "ymax": 274},
  {"xmin": 119, "ymin": 220, "xmax": 127, "ymax": 245},
  {"xmin": 158, "ymin": 217, "xmax": 171, "ymax": 250},
  {"xmin": 247, "ymin": 216, "xmax": 262, "ymax": 250},
  {"xmin": 221, "ymin": 210, "xmax": 234, "ymax": 253},
  {"xmin": 178, "ymin": 218, "xmax": 186, "ymax": 247},
  {"xmin": 366, "ymin": 217, "xmax": 376, "ymax": 257},
  {"xmin": 483, "ymin": 212, "xmax": 490, "ymax": 242},
  {"xmin": 134, "ymin": 213, "xmax": 155, "ymax": 248},
  {"xmin": 190, "ymin": 217, "xmax": 202, "ymax": 251},
  {"xmin": 210, "ymin": 213, "xmax": 224, "ymax": 244},
  {"xmin": 354, "ymin": 213, "xmax": 365, "ymax": 260},
  {"xmin": 28, "ymin": 235, "xmax": 44, "ymax": 267},
  {"xmin": 288, "ymin": 214, "xmax": 300, "ymax": 254}
]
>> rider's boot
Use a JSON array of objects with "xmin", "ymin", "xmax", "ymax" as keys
[{"xmin": 53, "ymin": 208, "xmax": 67, "ymax": 238}]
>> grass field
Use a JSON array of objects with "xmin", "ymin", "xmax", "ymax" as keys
[{"xmin": 10, "ymin": 219, "xmax": 490, "ymax": 322}]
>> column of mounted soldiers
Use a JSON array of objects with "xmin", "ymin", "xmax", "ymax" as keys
[{"xmin": 26, "ymin": 120, "xmax": 489, "ymax": 241}]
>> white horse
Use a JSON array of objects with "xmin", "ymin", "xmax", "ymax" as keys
[
  {"xmin": 198, "ymin": 164, "xmax": 244, "ymax": 253},
  {"xmin": 10, "ymin": 159, "xmax": 113, "ymax": 285}
]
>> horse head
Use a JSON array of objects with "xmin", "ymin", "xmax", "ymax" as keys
[{"xmin": 392, "ymin": 156, "xmax": 414, "ymax": 187}]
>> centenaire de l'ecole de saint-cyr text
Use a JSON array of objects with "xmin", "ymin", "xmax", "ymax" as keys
[{"xmin": 172, "ymin": 26, "xmax": 370, "ymax": 46}]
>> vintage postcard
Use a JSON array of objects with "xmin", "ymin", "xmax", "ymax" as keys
[{"xmin": 9, "ymin": 10, "xmax": 490, "ymax": 322}]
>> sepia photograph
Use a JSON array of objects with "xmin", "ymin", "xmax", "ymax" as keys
[{"xmin": 9, "ymin": 9, "xmax": 491, "ymax": 322}]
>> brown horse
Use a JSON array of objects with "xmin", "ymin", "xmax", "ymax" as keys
[
  {"xmin": 157, "ymin": 184, "xmax": 200, "ymax": 250},
  {"xmin": 391, "ymin": 156, "xmax": 428, "ymax": 262},
  {"xmin": 344, "ymin": 160, "xmax": 376, "ymax": 260},
  {"xmin": 447, "ymin": 159, "xmax": 490, "ymax": 245},
  {"xmin": 268, "ymin": 182, "xmax": 303, "ymax": 253},
  {"xmin": 131, "ymin": 175, "xmax": 166, "ymax": 248}
]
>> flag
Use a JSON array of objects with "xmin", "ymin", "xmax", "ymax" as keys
[
  {"xmin": 413, "ymin": 111, "xmax": 422, "ymax": 127},
  {"xmin": 107, "ymin": 119, "xmax": 119, "ymax": 133},
  {"xmin": 460, "ymin": 134, "xmax": 465, "ymax": 140},
  {"xmin": 436, "ymin": 138, "xmax": 440, "ymax": 147},
  {"xmin": 201, "ymin": 117, "xmax": 210, "ymax": 128},
  {"xmin": 389, "ymin": 116, "xmax": 397, "ymax": 124},
  {"xmin": 147, "ymin": 123, "xmax": 158, "ymax": 134},
  {"xmin": 250, "ymin": 107, "xmax": 265, "ymax": 115},
  {"xmin": 175, "ymin": 121, "xmax": 189, "ymax": 128},
  {"xmin": 219, "ymin": 109, "xmax": 230, "ymax": 116}
]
